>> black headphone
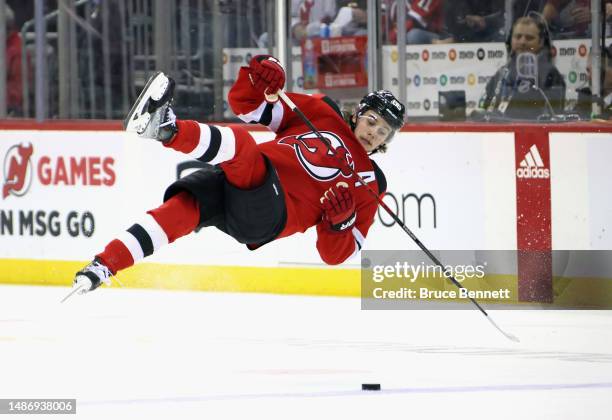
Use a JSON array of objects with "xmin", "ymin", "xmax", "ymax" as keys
[{"xmin": 505, "ymin": 14, "xmax": 552, "ymax": 59}]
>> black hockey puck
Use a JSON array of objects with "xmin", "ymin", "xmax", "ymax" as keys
[{"xmin": 361, "ymin": 383, "xmax": 381, "ymax": 391}]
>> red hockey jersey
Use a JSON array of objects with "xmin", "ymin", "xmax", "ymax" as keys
[{"xmin": 228, "ymin": 67, "xmax": 386, "ymax": 265}]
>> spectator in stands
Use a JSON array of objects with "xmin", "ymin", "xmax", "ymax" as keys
[
  {"xmin": 5, "ymin": 4, "xmax": 23, "ymax": 116},
  {"xmin": 258, "ymin": 1, "xmax": 368, "ymax": 46},
  {"xmin": 573, "ymin": 44, "xmax": 612, "ymax": 120},
  {"xmin": 291, "ymin": 0, "xmax": 337, "ymax": 42},
  {"xmin": 542, "ymin": 0, "xmax": 612, "ymax": 38},
  {"xmin": 437, "ymin": 0, "xmax": 505, "ymax": 43},
  {"xmin": 389, "ymin": 0, "xmax": 446, "ymax": 44},
  {"xmin": 332, "ymin": 1, "xmax": 367, "ymax": 36},
  {"xmin": 477, "ymin": 15, "xmax": 566, "ymax": 117}
]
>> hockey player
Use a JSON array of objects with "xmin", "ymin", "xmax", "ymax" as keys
[{"xmin": 72, "ymin": 55, "xmax": 405, "ymax": 293}]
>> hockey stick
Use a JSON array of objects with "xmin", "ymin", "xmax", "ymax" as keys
[{"xmin": 275, "ymin": 90, "xmax": 519, "ymax": 343}]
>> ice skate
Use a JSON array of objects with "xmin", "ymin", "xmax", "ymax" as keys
[
  {"xmin": 124, "ymin": 71, "xmax": 177, "ymax": 143},
  {"xmin": 64, "ymin": 259, "xmax": 114, "ymax": 301}
]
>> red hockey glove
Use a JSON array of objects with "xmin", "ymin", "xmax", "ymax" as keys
[
  {"xmin": 321, "ymin": 183, "xmax": 356, "ymax": 232},
  {"xmin": 248, "ymin": 55, "xmax": 285, "ymax": 96}
]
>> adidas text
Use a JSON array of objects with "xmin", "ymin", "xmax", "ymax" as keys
[{"xmin": 516, "ymin": 167, "xmax": 550, "ymax": 179}]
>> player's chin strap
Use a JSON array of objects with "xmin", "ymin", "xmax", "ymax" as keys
[
  {"xmin": 275, "ymin": 89, "xmax": 520, "ymax": 344},
  {"xmin": 368, "ymin": 142, "xmax": 387, "ymax": 156}
]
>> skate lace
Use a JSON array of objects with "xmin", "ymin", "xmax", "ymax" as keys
[
  {"xmin": 160, "ymin": 107, "xmax": 176, "ymax": 128},
  {"xmin": 89, "ymin": 261, "xmax": 123, "ymax": 287}
]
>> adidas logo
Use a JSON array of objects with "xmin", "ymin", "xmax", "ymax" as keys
[
  {"xmin": 339, "ymin": 213, "xmax": 357, "ymax": 231},
  {"xmin": 516, "ymin": 144, "xmax": 550, "ymax": 179}
]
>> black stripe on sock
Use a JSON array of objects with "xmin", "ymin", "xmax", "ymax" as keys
[
  {"xmin": 198, "ymin": 125, "xmax": 222, "ymax": 162},
  {"xmin": 127, "ymin": 224, "xmax": 154, "ymax": 257}
]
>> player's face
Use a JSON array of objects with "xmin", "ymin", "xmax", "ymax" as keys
[
  {"xmin": 353, "ymin": 110, "xmax": 393, "ymax": 153},
  {"xmin": 511, "ymin": 23, "xmax": 542, "ymax": 55}
]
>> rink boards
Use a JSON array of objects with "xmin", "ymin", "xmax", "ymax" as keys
[{"xmin": 0, "ymin": 122, "xmax": 611, "ymax": 305}]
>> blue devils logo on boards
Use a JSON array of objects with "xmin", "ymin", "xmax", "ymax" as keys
[{"xmin": 278, "ymin": 131, "xmax": 354, "ymax": 181}]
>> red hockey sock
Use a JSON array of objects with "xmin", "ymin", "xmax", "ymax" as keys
[
  {"xmin": 96, "ymin": 239, "xmax": 134, "ymax": 275},
  {"xmin": 164, "ymin": 120, "xmax": 200, "ymax": 154},
  {"xmin": 96, "ymin": 192, "xmax": 200, "ymax": 274}
]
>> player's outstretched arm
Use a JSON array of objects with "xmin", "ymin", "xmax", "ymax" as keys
[
  {"xmin": 228, "ymin": 55, "xmax": 287, "ymax": 131},
  {"xmin": 229, "ymin": 55, "xmax": 312, "ymax": 133}
]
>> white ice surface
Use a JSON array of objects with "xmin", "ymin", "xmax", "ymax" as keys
[{"xmin": 0, "ymin": 284, "xmax": 611, "ymax": 420}]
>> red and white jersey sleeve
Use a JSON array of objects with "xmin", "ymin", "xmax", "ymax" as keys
[{"xmin": 228, "ymin": 66, "xmax": 300, "ymax": 134}]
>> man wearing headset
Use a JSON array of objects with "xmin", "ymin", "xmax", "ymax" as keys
[{"xmin": 477, "ymin": 15, "xmax": 566, "ymax": 118}]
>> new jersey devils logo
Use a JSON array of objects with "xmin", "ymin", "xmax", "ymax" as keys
[
  {"xmin": 3, "ymin": 142, "xmax": 34, "ymax": 199},
  {"xmin": 278, "ymin": 131, "xmax": 354, "ymax": 181}
]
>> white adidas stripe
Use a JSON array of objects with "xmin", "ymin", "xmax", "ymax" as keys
[
  {"xmin": 530, "ymin": 144, "xmax": 545, "ymax": 166},
  {"xmin": 520, "ymin": 145, "xmax": 546, "ymax": 168}
]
